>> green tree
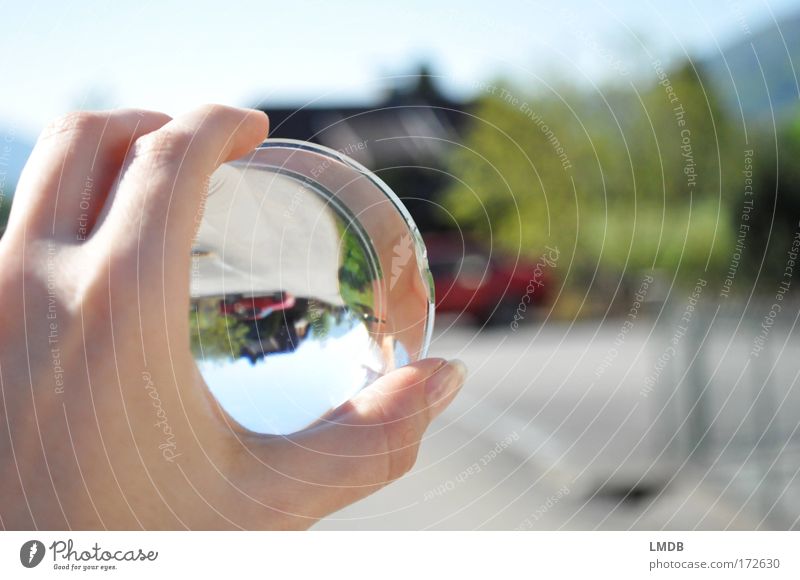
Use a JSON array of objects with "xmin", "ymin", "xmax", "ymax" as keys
[
  {"xmin": 338, "ymin": 225, "xmax": 377, "ymax": 308},
  {"xmin": 190, "ymin": 299, "xmax": 250, "ymax": 361},
  {"xmin": 744, "ymin": 114, "xmax": 800, "ymax": 286},
  {"xmin": 0, "ymin": 194, "xmax": 11, "ymax": 237},
  {"xmin": 442, "ymin": 61, "xmax": 738, "ymax": 312}
]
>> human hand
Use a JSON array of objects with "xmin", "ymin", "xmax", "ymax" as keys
[{"xmin": 0, "ymin": 105, "xmax": 466, "ymax": 530}]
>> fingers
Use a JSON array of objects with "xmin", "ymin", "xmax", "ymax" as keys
[
  {"xmin": 248, "ymin": 358, "xmax": 467, "ymax": 518},
  {"xmin": 94, "ymin": 105, "xmax": 269, "ymax": 268},
  {"xmin": 6, "ymin": 110, "xmax": 171, "ymax": 242}
]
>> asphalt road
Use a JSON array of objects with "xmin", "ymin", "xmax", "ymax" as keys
[{"xmin": 315, "ymin": 315, "xmax": 799, "ymax": 530}]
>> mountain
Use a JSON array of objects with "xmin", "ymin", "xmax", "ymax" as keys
[{"xmin": 703, "ymin": 12, "xmax": 800, "ymax": 123}]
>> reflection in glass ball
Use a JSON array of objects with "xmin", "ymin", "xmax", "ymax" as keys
[{"xmin": 189, "ymin": 140, "xmax": 433, "ymax": 435}]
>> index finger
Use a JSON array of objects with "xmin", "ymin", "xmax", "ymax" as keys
[{"xmin": 94, "ymin": 104, "xmax": 269, "ymax": 263}]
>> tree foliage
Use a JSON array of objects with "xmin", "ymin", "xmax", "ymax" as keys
[
  {"xmin": 442, "ymin": 61, "xmax": 742, "ymax": 305},
  {"xmin": 190, "ymin": 300, "xmax": 249, "ymax": 361}
]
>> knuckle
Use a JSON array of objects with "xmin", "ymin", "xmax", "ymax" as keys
[
  {"xmin": 40, "ymin": 111, "xmax": 105, "ymax": 144},
  {"xmin": 134, "ymin": 128, "xmax": 196, "ymax": 170}
]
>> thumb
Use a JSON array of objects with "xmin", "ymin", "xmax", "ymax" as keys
[{"xmin": 251, "ymin": 357, "xmax": 467, "ymax": 519}]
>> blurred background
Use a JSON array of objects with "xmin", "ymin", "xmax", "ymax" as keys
[{"xmin": 2, "ymin": 0, "xmax": 800, "ymax": 529}]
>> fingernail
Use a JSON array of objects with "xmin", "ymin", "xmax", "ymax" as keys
[{"xmin": 425, "ymin": 359, "xmax": 467, "ymax": 407}]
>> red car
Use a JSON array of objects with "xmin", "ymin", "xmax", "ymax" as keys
[
  {"xmin": 220, "ymin": 292, "xmax": 296, "ymax": 321},
  {"xmin": 424, "ymin": 234, "xmax": 553, "ymax": 325}
]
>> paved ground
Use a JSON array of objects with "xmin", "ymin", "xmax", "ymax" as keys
[{"xmin": 315, "ymin": 316, "xmax": 798, "ymax": 530}]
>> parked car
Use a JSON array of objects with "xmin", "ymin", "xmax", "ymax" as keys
[{"xmin": 424, "ymin": 233, "xmax": 552, "ymax": 325}]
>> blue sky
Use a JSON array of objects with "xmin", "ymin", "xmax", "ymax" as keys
[{"xmin": 1, "ymin": 0, "xmax": 799, "ymax": 136}]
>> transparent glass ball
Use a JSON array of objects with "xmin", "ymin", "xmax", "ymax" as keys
[{"xmin": 190, "ymin": 140, "xmax": 434, "ymax": 435}]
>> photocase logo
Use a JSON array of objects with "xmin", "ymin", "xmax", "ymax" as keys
[
  {"xmin": 390, "ymin": 233, "xmax": 413, "ymax": 290},
  {"xmin": 19, "ymin": 540, "xmax": 46, "ymax": 568}
]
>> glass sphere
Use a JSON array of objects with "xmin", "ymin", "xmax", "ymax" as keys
[{"xmin": 190, "ymin": 140, "xmax": 434, "ymax": 435}]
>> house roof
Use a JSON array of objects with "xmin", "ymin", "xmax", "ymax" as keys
[{"xmin": 256, "ymin": 73, "xmax": 473, "ymax": 171}]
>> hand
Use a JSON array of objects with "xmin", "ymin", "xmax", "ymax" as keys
[{"xmin": 0, "ymin": 105, "xmax": 466, "ymax": 530}]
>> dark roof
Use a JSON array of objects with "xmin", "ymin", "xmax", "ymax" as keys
[{"xmin": 256, "ymin": 74, "xmax": 473, "ymax": 170}]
